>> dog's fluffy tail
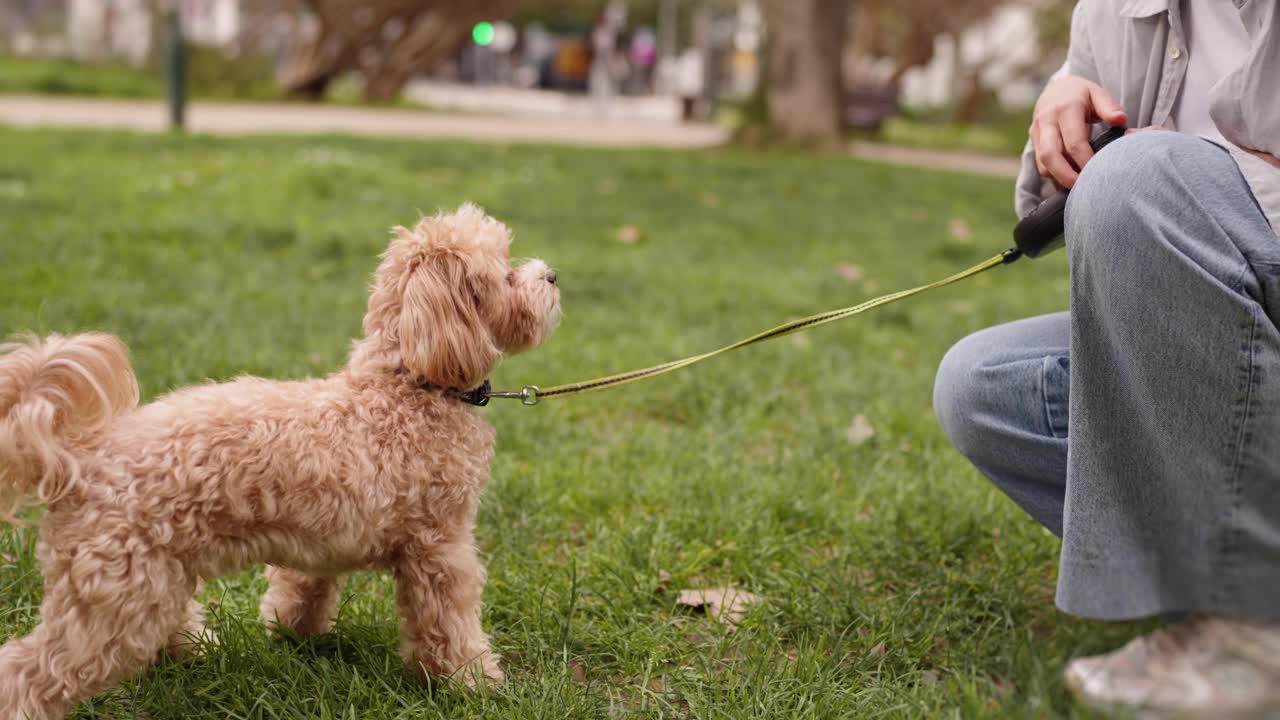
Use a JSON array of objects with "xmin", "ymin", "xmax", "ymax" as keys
[{"xmin": 0, "ymin": 333, "xmax": 138, "ymax": 518}]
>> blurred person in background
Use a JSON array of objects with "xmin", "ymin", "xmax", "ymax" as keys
[
  {"xmin": 519, "ymin": 22, "xmax": 556, "ymax": 89},
  {"xmin": 933, "ymin": 0, "xmax": 1280, "ymax": 717},
  {"xmin": 627, "ymin": 26, "xmax": 658, "ymax": 94},
  {"xmin": 676, "ymin": 46, "xmax": 704, "ymax": 122},
  {"xmin": 589, "ymin": 12, "xmax": 617, "ymax": 115}
]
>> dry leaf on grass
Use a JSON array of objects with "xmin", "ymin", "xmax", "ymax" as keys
[
  {"xmin": 834, "ymin": 263, "xmax": 865, "ymax": 283},
  {"xmin": 617, "ymin": 225, "xmax": 642, "ymax": 244},
  {"xmin": 846, "ymin": 415, "xmax": 876, "ymax": 445},
  {"xmin": 676, "ymin": 586, "xmax": 759, "ymax": 626},
  {"xmin": 656, "ymin": 569, "xmax": 673, "ymax": 593},
  {"xmin": 869, "ymin": 640, "xmax": 888, "ymax": 658},
  {"xmin": 948, "ymin": 218, "xmax": 973, "ymax": 242}
]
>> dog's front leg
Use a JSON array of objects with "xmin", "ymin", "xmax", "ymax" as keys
[
  {"xmin": 394, "ymin": 537, "xmax": 503, "ymax": 689},
  {"xmin": 259, "ymin": 567, "xmax": 348, "ymax": 638}
]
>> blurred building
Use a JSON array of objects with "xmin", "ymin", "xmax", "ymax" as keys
[
  {"xmin": 5, "ymin": 0, "xmax": 242, "ymax": 65},
  {"xmin": 901, "ymin": 4, "xmax": 1045, "ymax": 109},
  {"xmin": 4, "ymin": 0, "xmax": 72, "ymax": 56},
  {"xmin": 847, "ymin": 3, "xmax": 1050, "ymax": 112},
  {"xmin": 66, "ymin": 0, "xmax": 151, "ymax": 64}
]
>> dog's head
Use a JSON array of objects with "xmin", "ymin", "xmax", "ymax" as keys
[{"xmin": 351, "ymin": 205, "xmax": 560, "ymax": 389}]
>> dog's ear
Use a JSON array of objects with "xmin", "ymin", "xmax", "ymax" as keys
[{"xmin": 399, "ymin": 252, "xmax": 500, "ymax": 390}]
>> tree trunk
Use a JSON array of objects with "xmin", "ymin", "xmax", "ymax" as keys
[
  {"xmin": 282, "ymin": 21, "xmax": 357, "ymax": 99},
  {"xmin": 954, "ymin": 67, "xmax": 993, "ymax": 124},
  {"xmin": 764, "ymin": 0, "xmax": 850, "ymax": 146},
  {"xmin": 281, "ymin": 0, "xmax": 520, "ymax": 102}
]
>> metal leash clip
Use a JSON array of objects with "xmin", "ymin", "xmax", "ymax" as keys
[{"xmin": 485, "ymin": 385, "xmax": 541, "ymax": 406}]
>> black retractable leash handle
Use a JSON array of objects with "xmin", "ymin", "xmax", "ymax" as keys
[{"xmin": 1011, "ymin": 125, "xmax": 1128, "ymax": 259}]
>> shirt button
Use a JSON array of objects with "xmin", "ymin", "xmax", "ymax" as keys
[{"xmin": 1171, "ymin": 47, "xmax": 1182, "ymax": 59}]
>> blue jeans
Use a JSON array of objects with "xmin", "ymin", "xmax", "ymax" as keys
[{"xmin": 934, "ymin": 132, "xmax": 1280, "ymax": 621}]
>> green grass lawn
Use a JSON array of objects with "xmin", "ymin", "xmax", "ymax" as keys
[
  {"xmin": 0, "ymin": 55, "xmax": 424, "ymax": 108},
  {"xmin": 875, "ymin": 115, "xmax": 1031, "ymax": 157},
  {"xmin": 0, "ymin": 55, "xmax": 158, "ymax": 97},
  {"xmin": 0, "ymin": 128, "xmax": 1133, "ymax": 718},
  {"xmin": 0, "ymin": 53, "xmax": 277, "ymax": 100}
]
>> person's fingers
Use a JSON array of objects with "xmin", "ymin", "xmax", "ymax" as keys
[
  {"xmin": 1036, "ymin": 121, "xmax": 1079, "ymax": 188},
  {"xmin": 1030, "ymin": 118, "xmax": 1048, "ymax": 176},
  {"xmin": 1058, "ymin": 108, "xmax": 1093, "ymax": 171},
  {"xmin": 1089, "ymin": 84, "xmax": 1128, "ymax": 126}
]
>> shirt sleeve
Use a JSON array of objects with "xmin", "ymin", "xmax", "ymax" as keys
[
  {"xmin": 1210, "ymin": 1, "xmax": 1280, "ymax": 160},
  {"xmin": 1015, "ymin": 1, "xmax": 1101, "ymax": 218}
]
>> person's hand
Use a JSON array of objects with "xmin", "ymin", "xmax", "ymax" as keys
[{"xmin": 1031, "ymin": 76, "xmax": 1128, "ymax": 188}]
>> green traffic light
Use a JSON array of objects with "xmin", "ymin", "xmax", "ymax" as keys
[{"xmin": 473, "ymin": 21, "xmax": 495, "ymax": 46}]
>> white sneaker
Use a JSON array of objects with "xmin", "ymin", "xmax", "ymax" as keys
[{"xmin": 1064, "ymin": 615, "xmax": 1280, "ymax": 719}]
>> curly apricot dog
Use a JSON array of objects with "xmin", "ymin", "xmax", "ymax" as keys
[{"xmin": 0, "ymin": 205, "xmax": 560, "ymax": 719}]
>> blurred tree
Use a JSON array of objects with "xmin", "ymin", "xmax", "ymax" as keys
[
  {"xmin": 760, "ymin": 0, "xmax": 849, "ymax": 145},
  {"xmin": 510, "ymin": 0, "xmax": 613, "ymax": 29},
  {"xmin": 848, "ymin": 0, "xmax": 1066, "ymax": 124},
  {"xmin": 1033, "ymin": 0, "xmax": 1074, "ymax": 55},
  {"xmin": 272, "ymin": 0, "xmax": 521, "ymax": 101}
]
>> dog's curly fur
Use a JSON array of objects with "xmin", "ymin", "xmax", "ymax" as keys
[{"xmin": 0, "ymin": 205, "xmax": 560, "ymax": 720}]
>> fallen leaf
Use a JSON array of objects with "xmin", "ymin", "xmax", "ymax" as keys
[
  {"xmin": 990, "ymin": 675, "xmax": 1013, "ymax": 697},
  {"xmin": 990, "ymin": 527, "xmax": 1002, "ymax": 539},
  {"xmin": 834, "ymin": 263, "xmax": 865, "ymax": 283},
  {"xmin": 869, "ymin": 640, "xmax": 888, "ymax": 658},
  {"xmin": 617, "ymin": 225, "xmax": 642, "ymax": 244},
  {"xmin": 657, "ymin": 569, "xmax": 673, "ymax": 592},
  {"xmin": 568, "ymin": 660, "xmax": 587, "ymax": 682},
  {"xmin": 676, "ymin": 586, "xmax": 759, "ymax": 626},
  {"xmin": 948, "ymin": 218, "xmax": 973, "ymax": 242},
  {"xmin": 846, "ymin": 415, "xmax": 875, "ymax": 446}
]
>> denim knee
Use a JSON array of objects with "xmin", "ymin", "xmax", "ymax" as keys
[
  {"xmin": 934, "ymin": 331, "xmax": 1002, "ymax": 463},
  {"xmin": 1066, "ymin": 131, "xmax": 1228, "ymax": 264}
]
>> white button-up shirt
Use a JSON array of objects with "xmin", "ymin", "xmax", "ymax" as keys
[{"xmin": 1015, "ymin": 0, "xmax": 1280, "ymax": 236}]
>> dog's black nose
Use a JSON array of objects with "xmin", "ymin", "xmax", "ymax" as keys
[{"xmin": 546, "ymin": 271, "xmax": 557, "ymax": 285}]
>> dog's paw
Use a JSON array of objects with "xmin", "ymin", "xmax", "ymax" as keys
[
  {"xmin": 165, "ymin": 628, "xmax": 219, "ymax": 662},
  {"xmin": 453, "ymin": 653, "xmax": 505, "ymax": 691}
]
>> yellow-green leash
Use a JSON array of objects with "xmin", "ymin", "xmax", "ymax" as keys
[{"xmin": 482, "ymin": 248, "xmax": 1022, "ymax": 406}]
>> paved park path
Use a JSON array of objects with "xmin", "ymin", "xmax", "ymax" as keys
[{"xmin": 0, "ymin": 94, "xmax": 1021, "ymax": 178}]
